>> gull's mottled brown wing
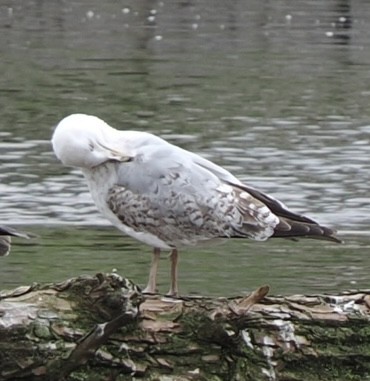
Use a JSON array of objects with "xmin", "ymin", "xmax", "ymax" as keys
[{"xmin": 107, "ymin": 148, "xmax": 281, "ymax": 247}]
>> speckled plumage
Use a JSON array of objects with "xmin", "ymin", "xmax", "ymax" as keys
[
  {"xmin": 107, "ymin": 181, "xmax": 277, "ymax": 247},
  {"xmin": 52, "ymin": 114, "xmax": 341, "ymax": 295}
]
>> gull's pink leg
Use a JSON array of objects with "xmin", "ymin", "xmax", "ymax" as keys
[
  {"xmin": 167, "ymin": 248, "xmax": 179, "ymax": 296},
  {"xmin": 143, "ymin": 247, "xmax": 161, "ymax": 294}
]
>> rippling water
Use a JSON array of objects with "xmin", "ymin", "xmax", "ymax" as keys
[{"xmin": 1, "ymin": 0, "xmax": 369, "ymax": 295}]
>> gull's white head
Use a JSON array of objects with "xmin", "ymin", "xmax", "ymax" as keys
[{"xmin": 52, "ymin": 114, "xmax": 129, "ymax": 169}]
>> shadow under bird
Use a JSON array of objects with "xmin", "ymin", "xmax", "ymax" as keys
[
  {"xmin": 0, "ymin": 225, "xmax": 31, "ymax": 257},
  {"xmin": 51, "ymin": 114, "xmax": 341, "ymax": 296}
]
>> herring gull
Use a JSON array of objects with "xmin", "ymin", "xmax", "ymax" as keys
[
  {"xmin": 0, "ymin": 225, "xmax": 30, "ymax": 256},
  {"xmin": 51, "ymin": 114, "xmax": 341, "ymax": 295}
]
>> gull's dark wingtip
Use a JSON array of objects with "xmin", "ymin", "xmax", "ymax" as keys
[
  {"xmin": 231, "ymin": 182, "xmax": 343, "ymax": 244},
  {"xmin": 0, "ymin": 225, "xmax": 32, "ymax": 239},
  {"xmin": 0, "ymin": 225, "xmax": 35, "ymax": 257},
  {"xmin": 272, "ymin": 217, "xmax": 342, "ymax": 244},
  {"xmin": 326, "ymin": 231, "xmax": 343, "ymax": 244}
]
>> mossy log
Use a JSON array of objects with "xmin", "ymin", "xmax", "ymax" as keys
[{"xmin": 1, "ymin": 273, "xmax": 370, "ymax": 381}]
